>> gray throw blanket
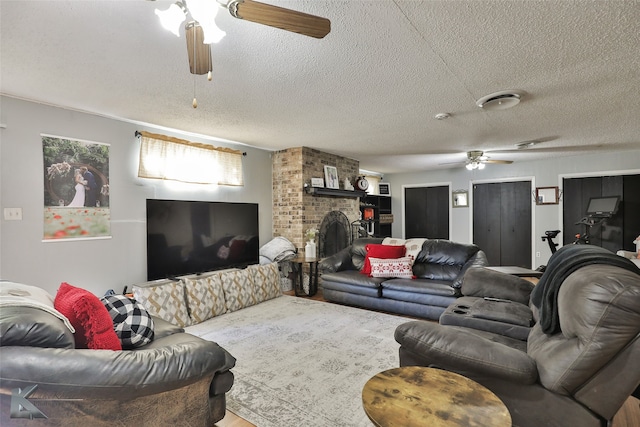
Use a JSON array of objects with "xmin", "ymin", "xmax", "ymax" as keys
[{"xmin": 530, "ymin": 244, "xmax": 640, "ymax": 335}]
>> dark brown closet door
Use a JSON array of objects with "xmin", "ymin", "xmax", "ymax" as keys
[
  {"xmin": 404, "ymin": 186, "xmax": 449, "ymax": 239},
  {"xmin": 473, "ymin": 181, "xmax": 532, "ymax": 268}
]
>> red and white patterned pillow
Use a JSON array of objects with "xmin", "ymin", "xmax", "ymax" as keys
[{"xmin": 369, "ymin": 256, "xmax": 414, "ymax": 279}]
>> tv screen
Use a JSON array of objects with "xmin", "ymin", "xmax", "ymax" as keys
[
  {"xmin": 146, "ymin": 199, "xmax": 259, "ymax": 280},
  {"xmin": 586, "ymin": 196, "xmax": 620, "ymax": 216}
]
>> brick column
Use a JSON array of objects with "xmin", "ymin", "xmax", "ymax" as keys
[{"xmin": 272, "ymin": 147, "xmax": 360, "ymax": 255}]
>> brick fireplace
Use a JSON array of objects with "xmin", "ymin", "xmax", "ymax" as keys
[{"xmin": 272, "ymin": 147, "xmax": 361, "ymax": 257}]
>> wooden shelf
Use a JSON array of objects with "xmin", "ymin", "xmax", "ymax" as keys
[{"xmin": 305, "ymin": 187, "xmax": 366, "ymax": 198}]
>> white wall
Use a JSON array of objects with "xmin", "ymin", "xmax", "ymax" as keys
[
  {"xmin": 386, "ymin": 151, "xmax": 640, "ymax": 268},
  {"xmin": 0, "ymin": 96, "xmax": 273, "ymax": 296}
]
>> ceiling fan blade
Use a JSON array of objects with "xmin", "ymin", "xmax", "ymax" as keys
[
  {"xmin": 438, "ymin": 161, "xmax": 467, "ymax": 166},
  {"xmin": 483, "ymin": 159, "xmax": 513, "ymax": 164},
  {"xmin": 229, "ymin": 0, "xmax": 331, "ymax": 39},
  {"xmin": 185, "ymin": 23, "xmax": 212, "ymax": 75}
]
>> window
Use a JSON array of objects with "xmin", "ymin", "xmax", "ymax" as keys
[{"xmin": 137, "ymin": 131, "xmax": 243, "ymax": 186}]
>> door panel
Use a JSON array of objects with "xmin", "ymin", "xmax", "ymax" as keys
[
  {"xmin": 404, "ymin": 186, "xmax": 449, "ymax": 239},
  {"xmin": 473, "ymin": 181, "xmax": 532, "ymax": 268}
]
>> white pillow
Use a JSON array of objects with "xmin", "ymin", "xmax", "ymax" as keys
[{"xmin": 369, "ymin": 256, "xmax": 414, "ymax": 279}]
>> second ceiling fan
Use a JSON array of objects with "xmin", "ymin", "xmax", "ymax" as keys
[{"xmin": 442, "ymin": 150, "xmax": 514, "ymax": 170}]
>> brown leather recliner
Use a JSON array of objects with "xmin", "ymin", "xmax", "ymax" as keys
[{"xmin": 395, "ymin": 258, "xmax": 640, "ymax": 427}]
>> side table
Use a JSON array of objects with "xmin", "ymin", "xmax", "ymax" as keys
[
  {"xmin": 291, "ymin": 256, "xmax": 319, "ymax": 297},
  {"xmin": 362, "ymin": 366, "xmax": 511, "ymax": 427}
]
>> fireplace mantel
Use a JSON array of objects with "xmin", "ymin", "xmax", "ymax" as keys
[{"xmin": 305, "ymin": 187, "xmax": 366, "ymax": 198}]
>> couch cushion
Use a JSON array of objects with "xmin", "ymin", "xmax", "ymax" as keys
[
  {"xmin": 413, "ymin": 240, "xmax": 480, "ymax": 281},
  {"xmin": 246, "ymin": 262, "xmax": 282, "ymax": 302},
  {"xmin": 133, "ymin": 279, "xmax": 191, "ymax": 328},
  {"xmin": 183, "ymin": 274, "xmax": 227, "ymax": 324},
  {"xmin": 395, "ymin": 321, "xmax": 538, "ymax": 383},
  {"xmin": 0, "ymin": 281, "xmax": 76, "ymax": 348},
  {"xmin": 369, "ymin": 256, "xmax": 414, "ymax": 279},
  {"xmin": 440, "ymin": 296, "xmax": 533, "ymax": 341},
  {"xmin": 101, "ymin": 294, "xmax": 155, "ymax": 349},
  {"xmin": 221, "ymin": 269, "xmax": 258, "ymax": 312},
  {"xmin": 382, "ymin": 278, "xmax": 457, "ymax": 296},
  {"xmin": 0, "ymin": 306, "xmax": 76, "ymax": 348},
  {"xmin": 322, "ymin": 270, "xmax": 386, "ymax": 289},
  {"xmin": 347, "ymin": 238, "xmax": 383, "ymax": 270},
  {"xmin": 361, "ymin": 244, "xmax": 406, "ymax": 275},
  {"xmin": 54, "ymin": 282, "xmax": 122, "ymax": 350},
  {"xmin": 461, "ymin": 267, "xmax": 535, "ymax": 305}
]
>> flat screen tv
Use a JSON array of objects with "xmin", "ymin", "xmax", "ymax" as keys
[
  {"xmin": 146, "ymin": 199, "xmax": 259, "ymax": 280},
  {"xmin": 586, "ymin": 196, "xmax": 620, "ymax": 217}
]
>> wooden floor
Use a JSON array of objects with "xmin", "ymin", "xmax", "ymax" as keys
[{"xmin": 215, "ymin": 290, "xmax": 640, "ymax": 427}]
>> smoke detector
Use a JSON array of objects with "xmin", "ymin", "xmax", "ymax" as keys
[{"xmin": 476, "ymin": 90, "xmax": 523, "ymax": 110}]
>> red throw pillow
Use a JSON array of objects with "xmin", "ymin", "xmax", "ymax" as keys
[
  {"xmin": 361, "ymin": 244, "xmax": 406, "ymax": 276},
  {"xmin": 54, "ymin": 282, "xmax": 122, "ymax": 350}
]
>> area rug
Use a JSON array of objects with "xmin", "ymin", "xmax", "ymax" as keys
[{"xmin": 185, "ymin": 295, "xmax": 412, "ymax": 427}]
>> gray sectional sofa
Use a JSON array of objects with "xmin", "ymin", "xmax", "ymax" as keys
[{"xmin": 319, "ymin": 237, "xmax": 488, "ymax": 320}]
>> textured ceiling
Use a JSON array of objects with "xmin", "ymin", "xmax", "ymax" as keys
[{"xmin": 1, "ymin": 0, "xmax": 639, "ymax": 173}]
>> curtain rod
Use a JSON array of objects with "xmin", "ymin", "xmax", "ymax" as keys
[{"xmin": 135, "ymin": 131, "xmax": 247, "ymax": 156}]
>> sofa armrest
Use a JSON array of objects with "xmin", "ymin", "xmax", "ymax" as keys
[
  {"xmin": 460, "ymin": 267, "xmax": 535, "ymax": 305},
  {"xmin": 152, "ymin": 315, "xmax": 184, "ymax": 339},
  {"xmin": 395, "ymin": 321, "xmax": 538, "ymax": 384},
  {"xmin": 0, "ymin": 332, "xmax": 236, "ymax": 399},
  {"xmin": 319, "ymin": 246, "xmax": 355, "ymax": 273},
  {"xmin": 452, "ymin": 250, "xmax": 488, "ymax": 289}
]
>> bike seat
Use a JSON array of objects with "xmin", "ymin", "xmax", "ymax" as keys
[{"xmin": 544, "ymin": 230, "xmax": 560, "ymax": 238}]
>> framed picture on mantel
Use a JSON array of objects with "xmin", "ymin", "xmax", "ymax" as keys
[{"xmin": 324, "ymin": 166, "xmax": 339, "ymax": 189}]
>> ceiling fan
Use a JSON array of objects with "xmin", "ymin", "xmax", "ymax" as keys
[
  {"xmin": 155, "ymin": 0, "xmax": 331, "ymax": 46},
  {"xmin": 441, "ymin": 150, "xmax": 514, "ymax": 170},
  {"xmin": 155, "ymin": 0, "xmax": 330, "ymax": 106}
]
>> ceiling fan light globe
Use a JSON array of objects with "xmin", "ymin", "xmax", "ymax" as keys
[
  {"xmin": 200, "ymin": 22, "xmax": 226, "ymax": 43},
  {"xmin": 155, "ymin": 4, "xmax": 186, "ymax": 37},
  {"xmin": 478, "ymin": 162, "xmax": 486, "ymax": 170},
  {"xmin": 465, "ymin": 163, "xmax": 474, "ymax": 170}
]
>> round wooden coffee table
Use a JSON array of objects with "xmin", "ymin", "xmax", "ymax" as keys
[{"xmin": 362, "ymin": 366, "xmax": 511, "ymax": 427}]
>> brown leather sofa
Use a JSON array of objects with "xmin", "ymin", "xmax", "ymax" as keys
[
  {"xmin": 395, "ymin": 245, "xmax": 640, "ymax": 427},
  {"xmin": 0, "ymin": 302, "xmax": 235, "ymax": 426}
]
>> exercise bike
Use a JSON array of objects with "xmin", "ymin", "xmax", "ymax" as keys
[
  {"xmin": 536, "ymin": 230, "xmax": 561, "ymax": 272},
  {"xmin": 573, "ymin": 216, "xmax": 606, "ymax": 245},
  {"xmin": 542, "ymin": 229, "xmax": 561, "ymax": 254}
]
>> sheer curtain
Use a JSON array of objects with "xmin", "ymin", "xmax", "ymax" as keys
[{"xmin": 137, "ymin": 131, "xmax": 243, "ymax": 186}]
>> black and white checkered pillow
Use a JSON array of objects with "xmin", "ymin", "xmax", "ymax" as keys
[{"xmin": 101, "ymin": 295, "xmax": 154, "ymax": 349}]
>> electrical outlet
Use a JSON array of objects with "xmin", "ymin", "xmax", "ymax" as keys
[
  {"xmin": 536, "ymin": 251, "xmax": 541, "ymax": 258},
  {"xmin": 4, "ymin": 207, "xmax": 23, "ymax": 220}
]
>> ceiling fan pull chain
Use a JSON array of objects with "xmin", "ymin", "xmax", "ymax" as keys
[{"xmin": 192, "ymin": 22, "xmax": 198, "ymax": 108}]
